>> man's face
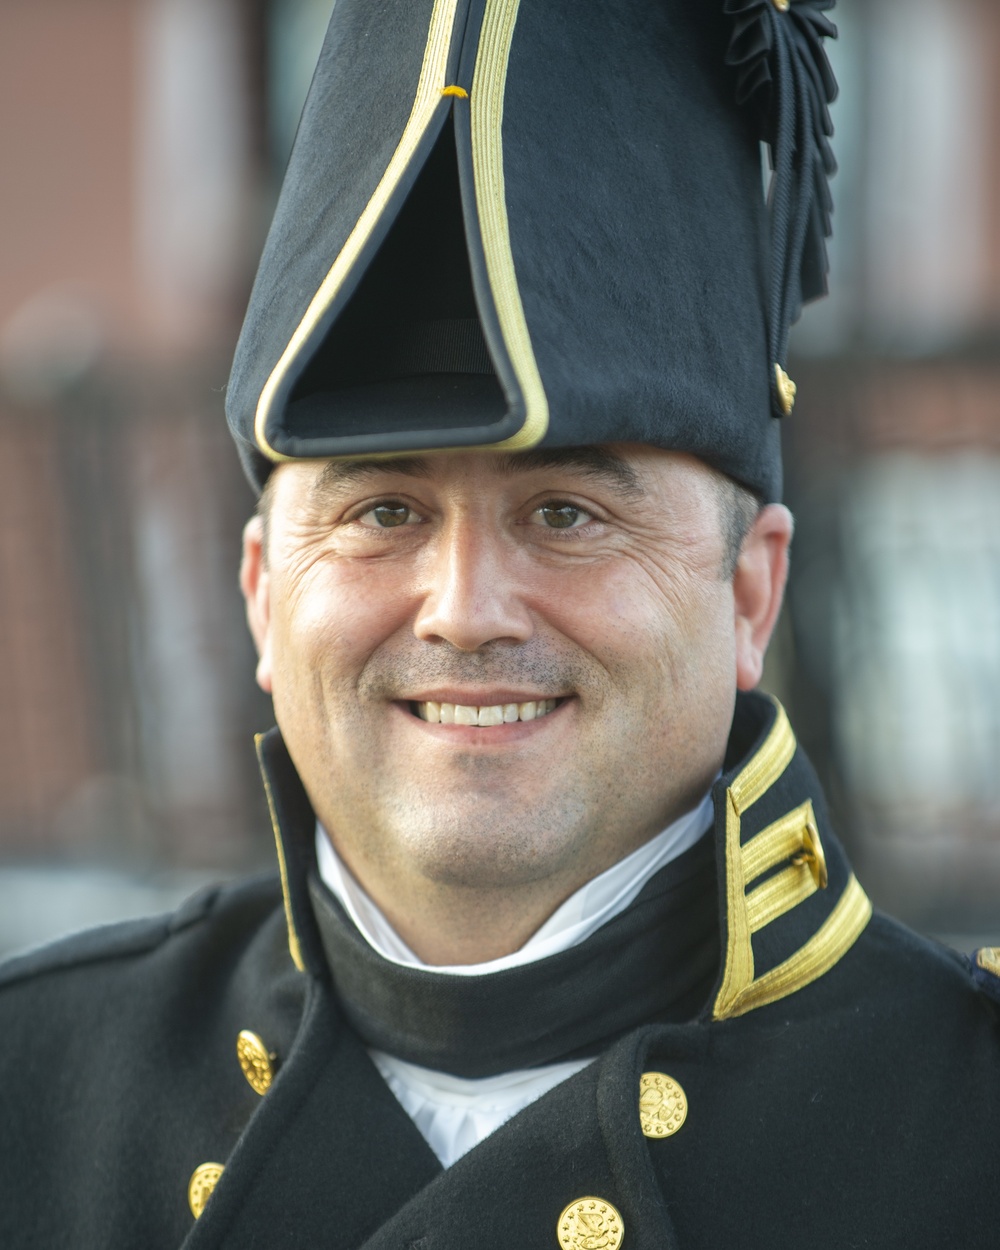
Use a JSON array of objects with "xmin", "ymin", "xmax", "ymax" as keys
[{"xmin": 243, "ymin": 446, "xmax": 782, "ymax": 911}]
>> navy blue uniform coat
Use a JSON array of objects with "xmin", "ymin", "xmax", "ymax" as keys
[{"xmin": 1, "ymin": 693, "xmax": 998, "ymax": 1248}]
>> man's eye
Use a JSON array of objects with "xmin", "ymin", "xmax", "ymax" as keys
[
  {"xmin": 360, "ymin": 503, "xmax": 416, "ymax": 528},
  {"xmin": 535, "ymin": 503, "xmax": 591, "ymax": 530}
]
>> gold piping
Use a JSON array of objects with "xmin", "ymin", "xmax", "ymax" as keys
[
  {"xmin": 255, "ymin": 733, "xmax": 305, "ymax": 972},
  {"xmin": 467, "ymin": 0, "xmax": 549, "ymax": 450},
  {"xmin": 713, "ymin": 700, "xmax": 871, "ymax": 1020},
  {"xmin": 714, "ymin": 700, "xmax": 797, "ymax": 1017},
  {"xmin": 747, "ymin": 862, "xmax": 816, "ymax": 934},
  {"xmin": 254, "ymin": 0, "xmax": 464, "ymax": 459},
  {"xmin": 725, "ymin": 876, "xmax": 872, "ymax": 1017},
  {"xmin": 729, "ymin": 701, "xmax": 796, "ymax": 816},
  {"xmin": 715, "ymin": 788, "xmax": 756, "ymax": 1018}
]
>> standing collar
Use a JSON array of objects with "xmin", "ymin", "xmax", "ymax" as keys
[
  {"xmin": 255, "ymin": 691, "xmax": 872, "ymax": 1022},
  {"xmin": 706, "ymin": 694, "xmax": 872, "ymax": 1019},
  {"xmin": 308, "ymin": 835, "xmax": 718, "ymax": 1075}
]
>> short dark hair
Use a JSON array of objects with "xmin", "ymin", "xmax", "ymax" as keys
[
  {"xmin": 714, "ymin": 475, "xmax": 762, "ymax": 578},
  {"xmin": 255, "ymin": 473, "xmax": 276, "ymax": 566}
]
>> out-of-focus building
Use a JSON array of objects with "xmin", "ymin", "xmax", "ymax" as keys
[
  {"xmin": 0, "ymin": 0, "xmax": 271, "ymax": 881},
  {"xmin": 786, "ymin": 0, "xmax": 1000, "ymax": 933},
  {"xmin": 0, "ymin": 0, "xmax": 997, "ymax": 951},
  {"xmin": 0, "ymin": 1, "xmax": 338, "ymax": 949}
]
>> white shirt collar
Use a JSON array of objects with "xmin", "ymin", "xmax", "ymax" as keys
[{"xmin": 314, "ymin": 784, "xmax": 716, "ymax": 977}]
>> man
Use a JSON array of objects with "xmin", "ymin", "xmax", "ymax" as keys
[{"xmin": 1, "ymin": 1, "xmax": 998, "ymax": 1247}]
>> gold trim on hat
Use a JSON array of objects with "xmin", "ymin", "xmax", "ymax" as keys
[
  {"xmin": 467, "ymin": 0, "xmax": 549, "ymax": 450},
  {"xmin": 254, "ymin": 0, "xmax": 466, "ymax": 461},
  {"xmin": 253, "ymin": 0, "xmax": 549, "ymax": 463}
]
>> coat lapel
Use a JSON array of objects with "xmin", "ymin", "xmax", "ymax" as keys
[
  {"xmin": 357, "ymin": 1031, "xmax": 681, "ymax": 1250},
  {"xmin": 182, "ymin": 983, "xmax": 441, "ymax": 1250}
]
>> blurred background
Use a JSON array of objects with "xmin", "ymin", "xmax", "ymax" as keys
[{"xmin": 1, "ymin": 0, "xmax": 999, "ymax": 956}]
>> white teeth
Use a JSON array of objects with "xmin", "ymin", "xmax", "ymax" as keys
[{"xmin": 414, "ymin": 699, "xmax": 560, "ymax": 725}]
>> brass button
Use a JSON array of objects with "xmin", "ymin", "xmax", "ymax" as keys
[
  {"xmin": 791, "ymin": 816, "xmax": 828, "ymax": 890},
  {"xmin": 236, "ymin": 1029, "xmax": 276, "ymax": 1095},
  {"xmin": 977, "ymin": 947, "xmax": 1000, "ymax": 977},
  {"xmin": 188, "ymin": 1162, "xmax": 224, "ymax": 1219},
  {"xmin": 771, "ymin": 0, "xmax": 791, "ymax": 12},
  {"xmin": 558, "ymin": 1197, "xmax": 624, "ymax": 1249},
  {"xmin": 639, "ymin": 1071, "xmax": 688, "ymax": 1139},
  {"xmin": 774, "ymin": 363, "xmax": 797, "ymax": 415}
]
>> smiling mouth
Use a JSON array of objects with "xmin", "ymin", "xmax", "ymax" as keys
[{"xmin": 410, "ymin": 699, "xmax": 562, "ymax": 726}]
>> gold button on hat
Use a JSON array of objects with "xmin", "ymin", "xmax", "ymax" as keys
[
  {"xmin": 558, "ymin": 1197, "xmax": 624, "ymax": 1249},
  {"xmin": 976, "ymin": 947, "xmax": 1000, "ymax": 977},
  {"xmin": 639, "ymin": 1071, "xmax": 688, "ymax": 1139},
  {"xmin": 188, "ymin": 1162, "xmax": 225, "ymax": 1219},
  {"xmin": 236, "ymin": 1029, "xmax": 277, "ymax": 1095},
  {"xmin": 774, "ymin": 363, "xmax": 797, "ymax": 416}
]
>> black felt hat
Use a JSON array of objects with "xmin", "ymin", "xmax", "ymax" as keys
[{"xmin": 227, "ymin": 0, "xmax": 837, "ymax": 501}]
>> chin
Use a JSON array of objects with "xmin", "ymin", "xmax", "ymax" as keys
[{"xmin": 391, "ymin": 801, "xmax": 589, "ymax": 891}]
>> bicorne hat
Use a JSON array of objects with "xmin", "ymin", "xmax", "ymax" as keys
[{"xmin": 227, "ymin": 0, "xmax": 837, "ymax": 502}]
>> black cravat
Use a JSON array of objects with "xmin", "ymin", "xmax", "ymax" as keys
[{"xmin": 308, "ymin": 833, "xmax": 719, "ymax": 1078}]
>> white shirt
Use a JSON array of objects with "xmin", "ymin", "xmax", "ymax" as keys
[{"xmin": 316, "ymin": 789, "xmax": 715, "ymax": 1166}]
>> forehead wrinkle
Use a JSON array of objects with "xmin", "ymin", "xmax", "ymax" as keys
[{"xmin": 490, "ymin": 447, "xmax": 645, "ymax": 500}]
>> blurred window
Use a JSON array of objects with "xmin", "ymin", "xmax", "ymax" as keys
[
  {"xmin": 792, "ymin": 0, "xmax": 991, "ymax": 356},
  {"xmin": 833, "ymin": 451, "xmax": 1000, "ymax": 825}
]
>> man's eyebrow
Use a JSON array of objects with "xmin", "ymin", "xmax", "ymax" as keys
[
  {"xmin": 494, "ymin": 447, "xmax": 645, "ymax": 498},
  {"xmin": 308, "ymin": 447, "xmax": 644, "ymax": 501},
  {"xmin": 310, "ymin": 456, "xmax": 433, "ymax": 501}
]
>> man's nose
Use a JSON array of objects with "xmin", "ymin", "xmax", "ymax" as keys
[{"xmin": 412, "ymin": 522, "xmax": 534, "ymax": 651}]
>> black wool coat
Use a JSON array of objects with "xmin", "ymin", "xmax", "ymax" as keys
[{"xmin": 2, "ymin": 692, "xmax": 998, "ymax": 1249}]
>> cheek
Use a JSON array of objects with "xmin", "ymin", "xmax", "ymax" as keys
[
  {"xmin": 540, "ymin": 561, "xmax": 736, "ymax": 747},
  {"xmin": 535, "ymin": 558, "xmax": 725, "ymax": 665},
  {"xmin": 271, "ymin": 560, "xmax": 416, "ymax": 686},
  {"xmin": 529, "ymin": 561, "xmax": 649, "ymax": 656}
]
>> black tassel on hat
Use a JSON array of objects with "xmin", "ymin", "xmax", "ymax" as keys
[
  {"xmin": 725, "ymin": 0, "xmax": 838, "ymax": 417},
  {"xmin": 227, "ymin": 0, "xmax": 839, "ymax": 501}
]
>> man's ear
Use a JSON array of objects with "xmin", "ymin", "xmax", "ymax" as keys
[
  {"xmin": 733, "ymin": 503, "xmax": 793, "ymax": 691},
  {"xmin": 240, "ymin": 515, "xmax": 274, "ymax": 694}
]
